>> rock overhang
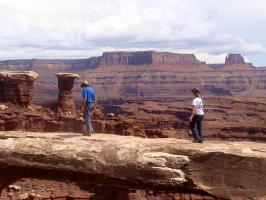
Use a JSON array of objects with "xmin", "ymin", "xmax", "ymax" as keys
[
  {"xmin": 0, "ymin": 131, "xmax": 266, "ymax": 199},
  {"xmin": 0, "ymin": 71, "xmax": 39, "ymax": 107},
  {"xmin": 56, "ymin": 73, "xmax": 80, "ymax": 79},
  {"xmin": 0, "ymin": 71, "xmax": 38, "ymax": 81}
]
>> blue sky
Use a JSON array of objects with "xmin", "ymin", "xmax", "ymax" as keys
[{"xmin": 0, "ymin": 0, "xmax": 266, "ymax": 66}]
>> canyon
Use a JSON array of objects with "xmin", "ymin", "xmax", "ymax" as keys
[
  {"xmin": 1, "ymin": 51, "xmax": 265, "ymax": 141},
  {"xmin": 0, "ymin": 51, "xmax": 266, "ymax": 199},
  {"xmin": 1, "ymin": 51, "xmax": 264, "ymax": 104},
  {"xmin": 0, "ymin": 51, "xmax": 265, "ymax": 140}
]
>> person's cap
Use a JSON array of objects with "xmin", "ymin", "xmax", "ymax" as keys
[
  {"xmin": 80, "ymin": 80, "xmax": 90, "ymax": 87},
  {"xmin": 191, "ymin": 88, "xmax": 200, "ymax": 94}
]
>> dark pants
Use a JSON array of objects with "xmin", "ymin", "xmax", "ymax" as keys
[{"xmin": 190, "ymin": 115, "xmax": 204, "ymax": 141}]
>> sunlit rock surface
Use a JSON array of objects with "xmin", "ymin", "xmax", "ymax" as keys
[{"xmin": 0, "ymin": 132, "xmax": 265, "ymax": 200}]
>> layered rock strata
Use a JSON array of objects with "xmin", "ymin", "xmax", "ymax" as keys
[
  {"xmin": 0, "ymin": 71, "xmax": 38, "ymax": 107},
  {"xmin": 1, "ymin": 97, "xmax": 265, "ymax": 141},
  {"xmin": 0, "ymin": 51, "xmax": 205, "ymax": 70},
  {"xmin": 0, "ymin": 52, "xmax": 265, "ymax": 104},
  {"xmin": 100, "ymin": 51, "xmax": 204, "ymax": 65},
  {"xmin": 99, "ymin": 98, "xmax": 266, "ymax": 141},
  {"xmin": 83, "ymin": 65, "xmax": 266, "ymax": 100},
  {"xmin": 0, "ymin": 132, "xmax": 265, "ymax": 200},
  {"xmin": 56, "ymin": 73, "xmax": 79, "ymax": 113},
  {"xmin": 0, "ymin": 103, "xmax": 145, "ymax": 137}
]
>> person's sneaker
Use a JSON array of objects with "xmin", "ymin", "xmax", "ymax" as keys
[{"xmin": 199, "ymin": 139, "xmax": 204, "ymax": 143}]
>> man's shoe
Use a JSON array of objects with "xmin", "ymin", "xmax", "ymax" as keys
[{"xmin": 83, "ymin": 132, "xmax": 91, "ymax": 136}]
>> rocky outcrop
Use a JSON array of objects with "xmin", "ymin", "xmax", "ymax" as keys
[
  {"xmin": 225, "ymin": 54, "xmax": 245, "ymax": 65},
  {"xmin": 0, "ymin": 132, "xmax": 265, "ymax": 200},
  {"xmin": 99, "ymin": 98, "xmax": 266, "ymax": 141},
  {"xmin": 1, "ymin": 97, "xmax": 266, "ymax": 142},
  {"xmin": 56, "ymin": 73, "xmax": 79, "ymax": 113},
  {"xmin": 0, "ymin": 71, "xmax": 38, "ymax": 107},
  {"xmin": 0, "ymin": 103, "xmax": 145, "ymax": 137},
  {"xmin": 100, "ymin": 51, "xmax": 204, "ymax": 65}
]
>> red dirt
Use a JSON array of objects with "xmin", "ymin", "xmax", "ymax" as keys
[{"xmin": 0, "ymin": 167, "xmax": 220, "ymax": 200}]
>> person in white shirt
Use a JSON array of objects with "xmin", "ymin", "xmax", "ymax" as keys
[{"xmin": 189, "ymin": 88, "xmax": 204, "ymax": 143}]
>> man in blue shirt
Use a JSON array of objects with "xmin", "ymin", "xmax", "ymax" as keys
[{"xmin": 81, "ymin": 80, "xmax": 96, "ymax": 136}]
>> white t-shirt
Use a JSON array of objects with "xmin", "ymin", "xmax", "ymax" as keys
[{"xmin": 192, "ymin": 97, "xmax": 204, "ymax": 115}]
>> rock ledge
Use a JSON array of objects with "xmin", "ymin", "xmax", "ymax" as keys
[{"xmin": 0, "ymin": 132, "xmax": 265, "ymax": 200}]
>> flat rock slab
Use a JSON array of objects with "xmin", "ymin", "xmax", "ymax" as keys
[
  {"xmin": 0, "ymin": 131, "xmax": 266, "ymax": 200},
  {"xmin": 0, "ymin": 71, "xmax": 38, "ymax": 81},
  {"xmin": 56, "ymin": 73, "xmax": 80, "ymax": 78}
]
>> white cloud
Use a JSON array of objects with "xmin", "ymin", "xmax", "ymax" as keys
[
  {"xmin": 0, "ymin": 0, "xmax": 265, "ymax": 65},
  {"xmin": 196, "ymin": 53, "xmax": 227, "ymax": 64}
]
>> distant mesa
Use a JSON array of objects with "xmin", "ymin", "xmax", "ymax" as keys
[
  {"xmin": 94, "ymin": 51, "xmax": 251, "ymax": 67},
  {"xmin": 99, "ymin": 51, "xmax": 206, "ymax": 66},
  {"xmin": 0, "ymin": 51, "xmax": 254, "ymax": 70},
  {"xmin": 221, "ymin": 53, "xmax": 255, "ymax": 71},
  {"xmin": 225, "ymin": 53, "xmax": 246, "ymax": 65},
  {"xmin": 0, "ymin": 51, "xmax": 207, "ymax": 71}
]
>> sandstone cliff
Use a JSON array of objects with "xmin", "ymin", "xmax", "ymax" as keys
[
  {"xmin": 0, "ymin": 51, "xmax": 204, "ymax": 71},
  {"xmin": 100, "ymin": 51, "xmax": 204, "ymax": 65},
  {"xmin": 83, "ymin": 65, "xmax": 266, "ymax": 100},
  {"xmin": 0, "ymin": 132, "xmax": 265, "ymax": 200}
]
